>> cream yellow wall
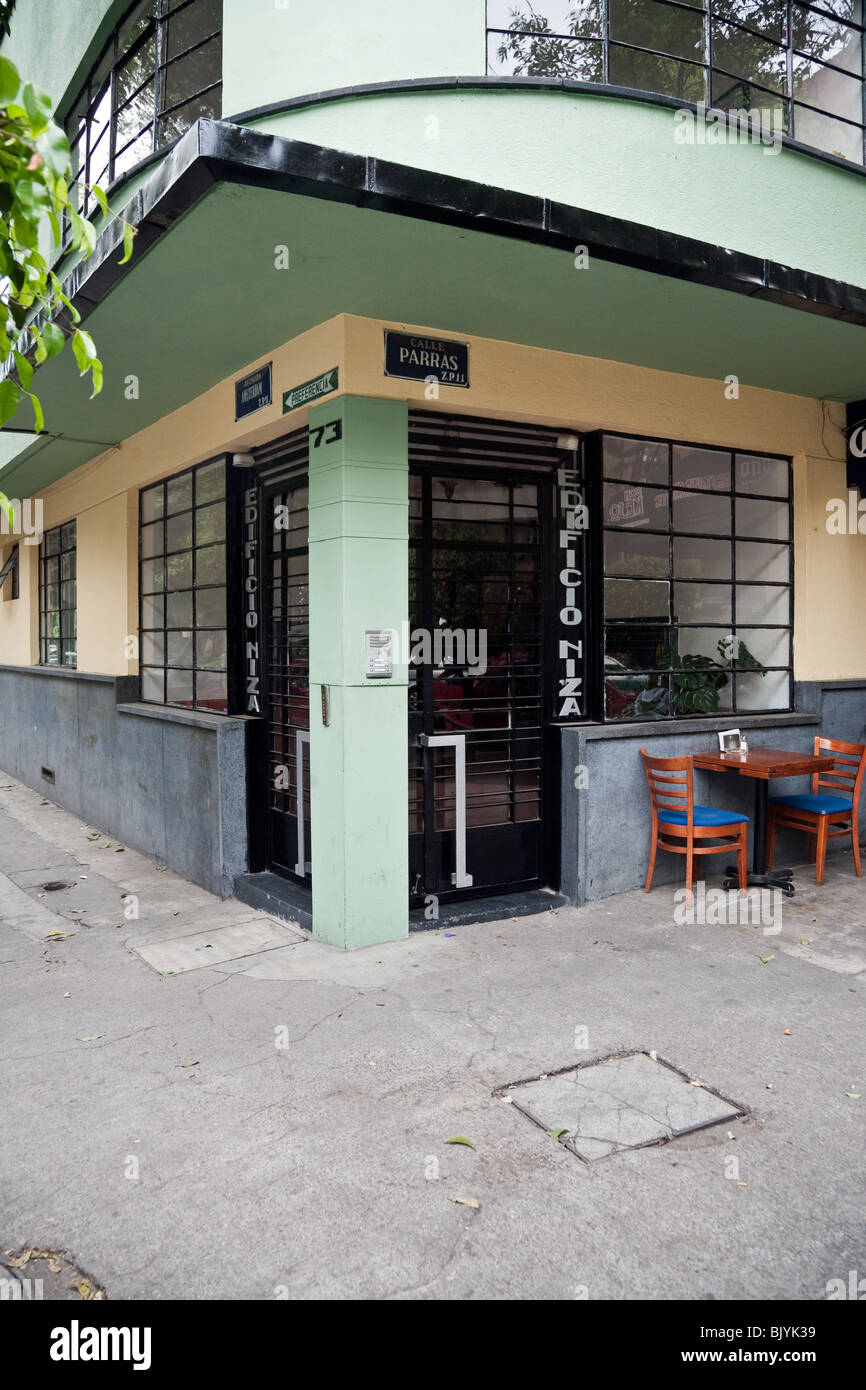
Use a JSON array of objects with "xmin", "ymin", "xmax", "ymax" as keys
[
  {"xmin": 0, "ymin": 537, "xmax": 38, "ymax": 665},
  {"xmin": 1, "ymin": 311, "xmax": 861, "ymax": 682}
]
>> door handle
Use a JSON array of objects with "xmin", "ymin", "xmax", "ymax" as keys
[{"xmin": 419, "ymin": 733, "xmax": 473, "ymax": 888}]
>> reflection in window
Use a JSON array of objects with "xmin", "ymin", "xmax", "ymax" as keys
[
  {"xmin": 40, "ymin": 522, "xmax": 77, "ymax": 668},
  {"xmin": 65, "ymin": 0, "xmax": 222, "ymax": 218},
  {"xmin": 139, "ymin": 457, "xmax": 228, "ymax": 713},
  {"xmin": 486, "ymin": 1, "xmax": 866, "ymax": 163},
  {"xmin": 602, "ymin": 434, "xmax": 792, "ymax": 720}
]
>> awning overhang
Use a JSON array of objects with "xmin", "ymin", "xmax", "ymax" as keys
[{"xmin": 2, "ymin": 117, "xmax": 865, "ymax": 497}]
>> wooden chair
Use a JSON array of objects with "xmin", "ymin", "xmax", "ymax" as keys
[
  {"xmin": 640, "ymin": 749, "xmax": 748, "ymax": 901},
  {"xmin": 766, "ymin": 736, "xmax": 866, "ymax": 884}
]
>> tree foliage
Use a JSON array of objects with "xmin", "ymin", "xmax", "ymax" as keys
[{"xmin": 0, "ymin": 51, "xmax": 135, "ymax": 437}]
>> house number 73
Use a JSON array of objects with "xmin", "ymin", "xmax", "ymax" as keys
[{"xmin": 310, "ymin": 419, "xmax": 342, "ymax": 448}]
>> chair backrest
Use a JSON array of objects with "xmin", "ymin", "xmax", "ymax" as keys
[
  {"xmin": 813, "ymin": 736, "xmax": 866, "ymax": 803},
  {"xmin": 640, "ymin": 748, "xmax": 694, "ymax": 824}
]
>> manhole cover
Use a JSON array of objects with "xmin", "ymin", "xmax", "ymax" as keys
[{"xmin": 498, "ymin": 1051, "xmax": 746, "ymax": 1162}]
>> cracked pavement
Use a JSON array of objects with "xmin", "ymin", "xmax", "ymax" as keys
[{"xmin": 0, "ymin": 772, "xmax": 864, "ymax": 1300}]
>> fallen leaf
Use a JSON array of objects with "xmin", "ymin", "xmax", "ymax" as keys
[
  {"xmin": 445, "ymin": 1135, "xmax": 475, "ymax": 1149},
  {"xmin": 845, "ymin": 1091, "xmax": 861, "ymax": 1100},
  {"xmin": 180, "ymin": 1060, "xmax": 199, "ymax": 1068},
  {"xmin": 548, "ymin": 1128, "xmax": 569, "ymax": 1142},
  {"xmin": 450, "ymin": 1196, "xmax": 480, "ymax": 1209},
  {"xmin": 760, "ymin": 955, "xmax": 775, "ymax": 964},
  {"xmin": 47, "ymin": 1259, "xmax": 61, "ymax": 1273},
  {"xmin": 500, "ymin": 1095, "xmax": 513, "ymax": 1104},
  {"xmin": 784, "ymin": 1029, "xmax": 791, "ymax": 1036},
  {"xmin": 45, "ymin": 931, "xmax": 75, "ymax": 942},
  {"xmin": 5, "ymin": 1250, "xmax": 32, "ymax": 1268},
  {"xmin": 800, "ymin": 939, "xmax": 811, "ymax": 946},
  {"xmin": 63, "ymin": 992, "xmax": 70, "ymax": 999},
  {"xmin": 75, "ymin": 1280, "xmax": 92, "ymax": 1299},
  {"xmin": 736, "ymin": 1181, "xmax": 749, "ymax": 1187},
  {"xmin": 77, "ymin": 1035, "xmax": 103, "ymax": 1042}
]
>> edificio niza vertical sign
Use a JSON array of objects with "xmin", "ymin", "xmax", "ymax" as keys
[
  {"xmin": 244, "ymin": 487, "xmax": 261, "ymax": 713},
  {"xmin": 556, "ymin": 453, "xmax": 588, "ymax": 719}
]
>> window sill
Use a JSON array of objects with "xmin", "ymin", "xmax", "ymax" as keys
[
  {"xmin": 117, "ymin": 701, "xmax": 253, "ymax": 731},
  {"xmin": 554, "ymin": 711, "xmax": 820, "ymax": 740}
]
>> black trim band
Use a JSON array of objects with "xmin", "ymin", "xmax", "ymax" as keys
[{"xmin": 65, "ymin": 117, "xmax": 866, "ymax": 332}]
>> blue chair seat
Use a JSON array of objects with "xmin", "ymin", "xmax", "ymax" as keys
[
  {"xmin": 770, "ymin": 792, "xmax": 853, "ymax": 816},
  {"xmin": 659, "ymin": 805, "xmax": 749, "ymax": 827}
]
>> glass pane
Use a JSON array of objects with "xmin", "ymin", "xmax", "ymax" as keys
[
  {"xmin": 197, "ymin": 629, "xmax": 227, "ymax": 670},
  {"xmin": 711, "ymin": 72, "xmax": 789, "ymax": 130},
  {"xmin": 141, "ymin": 631, "xmax": 165, "ymax": 665},
  {"xmin": 45, "ymin": 530, "xmax": 60, "ymax": 556},
  {"xmin": 734, "ymin": 454, "xmax": 790, "ymax": 496},
  {"xmin": 196, "ymin": 586, "xmax": 226, "ymax": 627},
  {"xmin": 711, "ymin": 21, "xmax": 787, "ymax": 93},
  {"xmin": 793, "ymin": 53, "xmax": 862, "ymax": 123},
  {"xmin": 167, "ymin": 630, "xmax": 194, "ymax": 667},
  {"xmin": 166, "ymin": 0, "xmax": 221, "ymax": 57},
  {"xmin": 141, "ymin": 593, "xmax": 164, "ymax": 628},
  {"xmin": 487, "ymin": 31, "xmax": 603, "ymax": 80},
  {"xmin": 162, "ymin": 34, "xmax": 221, "ymax": 110},
  {"xmin": 737, "ymin": 668, "xmax": 789, "ymax": 710},
  {"xmin": 141, "ymin": 558, "xmax": 165, "ymax": 593},
  {"xmin": 674, "ymin": 581, "xmax": 732, "ymax": 624},
  {"xmin": 166, "ymin": 512, "xmax": 193, "ymax": 552},
  {"xmin": 712, "ymin": 0, "xmax": 785, "ymax": 43},
  {"xmin": 736, "ymin": 584, "xmax": 790, "ymax": 625},
  {"xmin": 672, "ymin": 445, "xmax": 731, "ymax": 491},
  {"xmin": 141, "ymin": 485, "xmax": 164, "ymax": 523},
  {"xmin": 605, "ymin": 674, "xmax": 671, "ymax": 720},
  {"xmin": 166, "ymin": 474, "xmax": 193, "ymax": 513},
  {"xmin": 195, "ymin": 668, "xmax": 228, "ymax": 714},
  {"xmin": 603, "ymin": 435, "xmax": 668, "ymax": 485},
  {"xmin": 166, "ymin": 590, "xmax": 193, "ymax": 627},
  {"xmin": 46, "ymin": 583, "xmax": 59, "ymax": 610},
  {"xmin": 196, "ymin": 543, "xmax": 226, "ymax": 586},
  {"xmin": 672, "ymin": 489, "xmax": 731, "ymax": 534},
  {"xmin": 792, "ymin": 4, "xmax": 861, "ymax": 76},
  {"xmin": 165, "ymin": 550, "xmax": 193, "ymax": 589},
  {"xmin": 60, "ymin": 550, "xmax": 76, "ymax": 579},
  {"xmin": 141, "ymin": 667, "xmax": 164, "ymax": 702},
  {"xmin": 486, "ymin": 0, "xmax": 603, "ymax": 34},
  {"xmin": 605, "ymin": 625, "xmax": 672, "ymax": 670},
  {"xmin": 736, "ymin": 496, "xmax": 790, "ymax": 540},
  {"xmin": 673, "ymin": 536, "xmax": 731, "ymax": 579},
  {"xmin": 195, "ymin": 501, "xmax": 226, "ymax": 547},
  {"xmin": 114, "ymin": 121, "xmax": 154, "ymax": 179},
  {"xmin": 736, "ymin": 540, "xmax": 789, "ymax": 583},
  {"xmin": 159, "ymin": 85, "xmax": 222, "ymax": 144},
  {"xmin": 604, "ymin": 481, "xmax": 669, "ymax": 527},
  {"xmin": 166, "ymin": 667, "xmax": 194, "ymax": 706},
  {"xmin": 61, "ymin": 522, "xmax": 76, "ymax": 550},
  {"xmin": 60, "ymin": 609, "xmax": 75, "ymax": 638},
  {"xmin": 196, "ymin": 459, "xmax": 225, "ymax": 505},
  {"xmin": 735, "ymin": 627, "xmax": 790, "ymax": 666},
  {"xmin": 610, "ymin": 0, "xmax": 705, "ymax": 63},
  {"xmin": 61, "ymin": 580, "xmax": 76, "ymax": 609},
  {"xmin": 46, "ymin": 556, "xmax": 60, "ymax": 584},
  {"xmin": 609, "ymin": 45, "xmax": 705, "ymax": 101},
  {"xmin": 605, "ymin": 576, "xmax": 670, "ymax": 620},
  {"xmin": 605, "ymin": 529, "xmax": 669, "ymax": 577},
  {"xmin": 792, "ymin": 103, "xmax": 862, "ymax": 159},
  {"xmin": 141, "ymin": 521, "xmax": 163, "ymax": 559}
]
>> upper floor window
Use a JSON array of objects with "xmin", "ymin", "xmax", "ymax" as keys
[
  {"xmin": 487, "ymin": 1, "xmax": 866, "ymax": 165},
  {"xmin": 40, "ymin": 522, "xmax": 77, "ymax": 668},
  {"xmin": 66, "ymin": 0, "xmax": 222, "ymax": 217}
]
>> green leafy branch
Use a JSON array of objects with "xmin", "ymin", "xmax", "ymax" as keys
[{"xmin": 0, "ymin": 53, "xmax": 136, "ymax": 432}]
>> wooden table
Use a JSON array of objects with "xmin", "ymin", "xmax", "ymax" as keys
[{"xmin": 692, "ymin": 747, "xmax": 829, "ymax": 894}]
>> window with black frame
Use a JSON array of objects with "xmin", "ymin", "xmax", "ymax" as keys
[
  {"xmin": 486, "ymin": 1, "xmax": 866, "ymax": 165},
  {"xmin": 65, "ymin": 0, "xmax": 222, "ymax": 221},
  {"xmin": 39, "ymin": 522, "xmax": 77, "ymax": 667},
  {"xmin": 602, "ymin": 435, "xmax": 792, "ymax": 720},
  {"xmin": 139, "ymin": 458, "xmax": 228, "ymax": 713}
]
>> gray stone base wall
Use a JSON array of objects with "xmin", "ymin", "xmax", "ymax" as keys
[
  {"xmin": 0, "ymin": 665, "xmax": 250, "ymax": 898},
  {"xmin": 560, "ymin": 682, "xmax": 866, "ymax": 906}
]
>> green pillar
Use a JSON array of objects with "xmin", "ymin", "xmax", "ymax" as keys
[{"xmin": 307, "ymin": 395, "xmax": 409, "ymax": 949}]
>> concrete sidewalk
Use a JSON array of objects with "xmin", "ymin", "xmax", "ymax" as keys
[{"xmin": 0, "ymin": 771, "xmax": 863, "ymax": 1300}]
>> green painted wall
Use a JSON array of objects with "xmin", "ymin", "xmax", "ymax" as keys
[
  {"xmin": 247, "ymin": 89, "xmax": 866, "ymax": 291},
  {"xmin": 222, "ymin": 0, "xmax": 485, "ymax": 117},
  {"xmin": 307, "ymin": 395, "xmax": 409, "ymax": 949}
]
